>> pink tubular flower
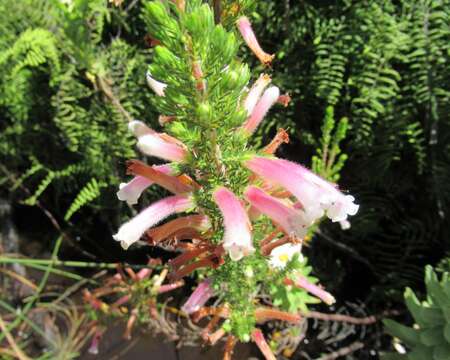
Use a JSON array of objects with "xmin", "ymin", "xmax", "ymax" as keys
[
  {"xmin": 146, "ymin": 71, "xmax": 167, "ymax": 96},
  {"xmin": 88, "ymin": 328, "xmax": 104, "ymax": 355},
  {"xmin": 237, "ymin": 17, "xmax": 275, "ymax": 65},
  {"xmin": 245, "ymin": 156, "xmax": 359, "ymax": 223},
  {"xmin": 127, "ymin": 120, "xmax": 188, "ymax": 162},
  {"xmin": 213, "ymin": 187, "xmax": 254, "ymax": 261},
  {"xmin": 285, "ymin": 274, "xmax": 336, "ymax": 305},
  {"xmin": 128, "ymin": 120, "xmax": 155, "ymax": 137},
  {"xmin": 117, "ymin": 164, "xmax": 175, "ymax": 206},
  {"xmin": 244, "ymin": 74, "xmax": 271, "ymax": 115},
  {"xmin": 244, "ymin": 186, "xmax": 311, "ymax": 239},
  {"xmin": 242, "ymin": 86, "xmax": 280, "ymax": 135},
  {"xmin": 113, "ymin": 195, "xmax": 194, "ymax": 250},
  {"xmin": 138, "ymin": 134, "xmax": 187, "ymax": 162},
  {"xmin": 251, "ymin": 329, "xmax": 276, "ymax": 360},
  {"xmin": 181, "ymin": 278, "xmax": 214, "ymax": 314}
]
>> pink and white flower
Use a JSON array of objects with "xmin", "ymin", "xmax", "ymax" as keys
[
  {"xmin": 245, "ymin": 156, "xmax": 359, "ymax": 223},
  {"xmin": 252, "ymin": 329, "xmax": 276, "ymax": 360},
  {"xmin": 128, "ymin": 120, "xmax": 188, "ymax": 162},
  {"xmin": 243, "ymin": 74, "xmax": 271, "ymax": 115},
  {"xmin": 181, "ymin": 278, "xmax": 214, "ymax": 314},
  {"xmin": 117, "ymin": 164, "xmax": 175, "ymax": 205},
  {"xmin": 137, "ymin": 134, "xmax": 188, "ymax": 162},
  {"xmin": 269, "ymin": 243, "xmax": 303, "ymax": 269},
  {"xmin": 244, "ymin": 186, "xmax": 311, "ymax": 239},
  {"xmin": 88, "ymin": 328, "xmax": 104, "ymax": 355},
  {"xmin": 237, "ymin": 17, "xmax": 274, "ymax": 65},
  {"xmin": 213, "ymin": 187, "xmax": 254, "ymax": 261},
  {"xmin": 242, "ymin": 86, "xmax": 280, "ymax": 135},
  {"xmin": 146, "ymin": 71, "xmax": 167, "ymax": 96},
  {"xmin": 128, "ymin": 120, "xmax": 155, "ymax": 137},
  {"xmin": 113, "ymin": 195, "xmax": 194, "ymax": 250},
  {"xmin": 285, "ymin": 274, "xmax": 336, "ymax": 305}
]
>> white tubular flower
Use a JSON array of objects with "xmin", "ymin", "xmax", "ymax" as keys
[{"xmin": 146, "ymin": 71, "xmax": 167, "ymax": 96}]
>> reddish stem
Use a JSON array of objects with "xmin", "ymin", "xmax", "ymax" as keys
[
  {"xmin": 263, "ymin": 128, "xmax": 290, "ymax": 154},
  {"xmin": 191, "ymin": 306, "xmax": 230, "ymax": 323},
  {"xmin": 158, "ymin": 280, "xmax": 185, "ymax": 294},
  {"xmin": 223, "ymin": 335, "xmax": 237, "ymax": 360},
  {"xmin": 169, "ymin": 246, "xmax": 210, "ymax": 270},
  {"xmin": 261, "ymin": 236, "xmax": 290, "ymax": 256},
  {"xmin": 127, "ymin": 159, "xmax": 192, "ymax": 194},
  {"xmin": 252, "ymin": 329, "xmax": 276, "ymax": 360},
  {"xmin": 170, "ymin": 253, "xmax": 224, "ymax": 281},
  {"xmin": 255, "ymin": 307, "xmax": 301, "ymax": 324}
]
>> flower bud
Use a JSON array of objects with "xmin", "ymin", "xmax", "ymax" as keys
[
  {"xmin": 154, "ymin": 46, "xmax": 179, "ymax": 67},
  {"xmin": 222, "ymin": 70, "xmax": 239, "ymax": 90},
  {"xmin": 196, "ymin": 102, "xmax": 212, "ymax": 122}
]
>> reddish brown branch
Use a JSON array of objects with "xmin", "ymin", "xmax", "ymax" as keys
[
  {"xmin": 263, "ymin": 128, "xmax": 290, "ymax": 154},
  {"xmin": 301, "ymin": 310, "xmax": 401, "ymax": 325}
]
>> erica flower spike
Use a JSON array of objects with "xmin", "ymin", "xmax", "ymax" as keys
[{"xmin": 110, "ymin": 3, "xmax": 360, "ymax": 358}]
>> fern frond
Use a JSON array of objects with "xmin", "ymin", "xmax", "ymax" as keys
[{"xmin": 64, "ymin": 178, "xmax": 105, "ymax": 221}]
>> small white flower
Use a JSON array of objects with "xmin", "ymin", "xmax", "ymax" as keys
[
  {"xmin": 269, "ymin": 243, "xmax": 302, "ymax": 269},
  {"xmin": 146, "ymin": 71, "xmax": 167, "ymax": 96}
]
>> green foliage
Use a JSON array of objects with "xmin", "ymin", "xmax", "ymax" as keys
[
  {"xmin": 141, "ymin": 0, "xmax": 329, "ymax": 340},
  {"xmin": 383, "ymin": 266, "xmax": 450, "ymax": 359},
  {"xmin": 269, "ymin": 256, "xmax": 321, "ymax": 313},
  {"xmin": 256, "ymin": 0, "xmax": 450, "ymax": 289},
  {"xmin": 0, "ymin": 0, "xmax": 159, "ymax": 252},
  {"xmin": 311, "ymin": 106, "xmax": 349, "ymax": 182},
  {"xmin": 64, "ymin": 178, "xmax": 106, "ymax": 221}
]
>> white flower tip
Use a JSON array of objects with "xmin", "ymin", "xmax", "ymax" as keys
[
  {"xmin": 225, "ymin": 243, "xmax": 255, "ymax": 261},
  {"xmin": 113, "ymin": 230, "xmax": 134, "ymax": 250},
  {"xmin": 325, "ymin": 294, "xmax": 336, "ymax": 305},
  {"xmin": 146, "ymin": 71, "xmax": 167, "ymax": 96},
  {"xmin": 265, "ymin": 86, "xmax": 280, "ymax": 100},
  {"xmin": 88, "ymin": 347, "xmax": 99, "ymax": 355},
  {"xmin": 339, "ymin": 220, "xmax": 351, "ymax": 230},
  {"xmin": 116, "ymin": 190, "xmax": 138, "ymax": 206},
  {"xmin": 116, "ymin": 183, "xmax": 139, "ymax": 206},
  {"xmin": 128, "ymin": 120, "xmax": 154, "ymax": 138},
  {"xmin": 136, "ymin": 134, "xmax": 158, "ymax": 153}
]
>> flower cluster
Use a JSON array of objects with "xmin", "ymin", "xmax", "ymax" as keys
[{"xmin": 111, "ymin": 2, "xmax": 359, "ymax": 358}]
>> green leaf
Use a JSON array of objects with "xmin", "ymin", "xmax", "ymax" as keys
[{"xmin": 384, "ymin": 319, "xmax": 420, "ymax": 346}]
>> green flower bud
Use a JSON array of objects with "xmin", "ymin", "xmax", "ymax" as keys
[
  {"xmin": 145, "ymin": 1, "xmax": 168, "ymax": 22},
  {"xmin": 196, "ymin": 102, "xmax": 212, "ymax": 122},
  {"xmin": 222, "ymin": 70, "xmax": 239, "ymax": 90},
  {"xmin": 154, "ymin": 46, "xmax": 178, "ymax": 67}
]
